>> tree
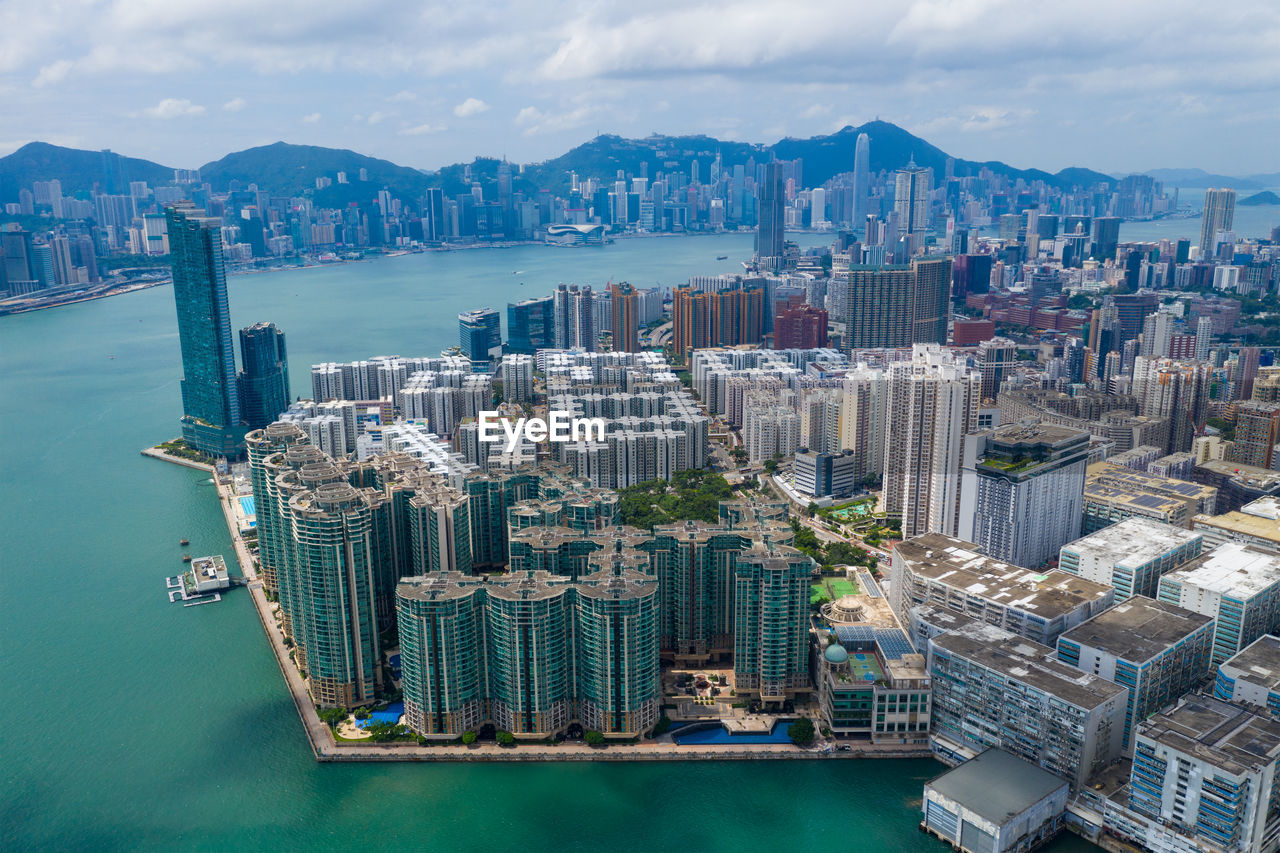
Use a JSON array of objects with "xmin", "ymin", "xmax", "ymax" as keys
[
  {"xmin": 496, "ymin": 730, "xmax": 516, "ymax": 746},
  {"xmin": 584, "ymin": 730, "xmax": 606, "ymax": 746},
  {"xmin": 461, "ymin": 730, "xmax": 477, "ymax": 745},
  {"xmin": 317, "ymin": 707, "xmax": 347, "ymax": 729},
  {"xmin": 805, "ymin": 502, "xmax": 818, "ymax": 518},
  {"xmin": 787, "ymin": 717, "xmax": 816, "ymax": 746},
  {"xmin": 763, "ymin": 458, "xmax": 779, "ymax": 474}
]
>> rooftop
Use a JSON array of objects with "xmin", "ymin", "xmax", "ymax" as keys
[
  {"xmin": 932, "ymin": 622, "xmax": 1127, "ymax": 710},
  {"xmin": 1062, "ymin": 518, "xmax": 1202, "ymax": 568},
  {"xmin": 1193, "ymin": 501, "xmax": 1280, "ymax": 547},
  {"xmin": 1139, "ymin": 695, "xmax": 1280, "ymax": 777},
  {"xmin": 1198, "ymin": 459, "xmax": 1280, "ymax": 490},
  {"xmin": 1219, "ymin": 634, "xmax": 1280, "ymax": 694},
  {"xmin": 926, "ymin": 748, "xmax": 1070, "ymax": 825},
  {"xmin": 1058, "ymin": 596, "xmax": 1213, "ymax": 663},
  {"xmin": 896, "ymin": 534, "xmax": 1114, "ymax": 619},
  {"xmin": 1162, "ymin": 542, "xmax": 1280, "ymax": 599},
  {"xmin": 1085, "ymin": 462, "xmax": 1217, "ymax": 511}
]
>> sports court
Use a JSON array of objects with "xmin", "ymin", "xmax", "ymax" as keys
[{"xmin": 810, "ymin": 577, "xmax": 859, "ymax": 604}]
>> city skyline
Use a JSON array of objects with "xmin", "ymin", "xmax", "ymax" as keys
[{"xmin": 4, "ymin": 1, "xmax": 1280, "ymax": 176}]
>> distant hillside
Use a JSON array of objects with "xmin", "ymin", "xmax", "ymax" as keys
[
  {"xmin": 0, "ymin": 142, "xmax": 174, "ymax": 202},
  {"xmin": 2, "ymin": 122, "xmax": 1132, "ymax": 209},
  {"xmin": 522, "ymin": 121, "xmax": 1112, "ymax": 194},
  {"xmin": 1142, "ymin": 168, "xmax": 1263, "ymax": 190},
  {"xmin": 198, "ymin": 142, "xmax": 434, "ymax": 201},
  {"xmin": 1240, "ymin": 190, "xmax": 1280, "ymax": 206}
]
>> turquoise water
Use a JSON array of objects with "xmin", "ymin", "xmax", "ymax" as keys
[
  {"xmin": 671, "ymin": 722, "xmax": 796, "ymax": 745},
  {"xmin": 0, "ymin": 232, "xmax": 1097, "ymax": 851}
]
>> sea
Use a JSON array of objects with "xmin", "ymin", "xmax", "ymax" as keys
[{"xmin": 8, "ymin": 210, "xmax": 1274, "ymax": 849}]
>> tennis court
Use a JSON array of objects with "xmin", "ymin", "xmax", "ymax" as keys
[{"xmin": 810, "ymin": 577, "xmax": 860, "ymax": 604}]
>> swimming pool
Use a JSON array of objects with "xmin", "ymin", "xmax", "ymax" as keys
[
  {"xmin": 356, "ymin": 701, "xmax": 404, "ymax": 729},
  {"xmin": 238, "ymin": 496, "xmax": 256, "ymax": 516},
  {"xmin": 671, "ymin": 720, "xmax": 798, "ymax": 745}
]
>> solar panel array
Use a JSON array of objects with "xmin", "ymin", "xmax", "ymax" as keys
[
  {"xmin": 873, "ymin": 628, "xmax": 916, "ymax": 660},
  {"xmin": 832, "ymin": 625, "xmax": 916, "ymax": 660},
  {"xmin": 860, "ymin": 571, "xmax": 882, "ymax": 597}
]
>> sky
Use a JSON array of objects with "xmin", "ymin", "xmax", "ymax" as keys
[{"xmin": 3, "ymin": 0, "xmax": 1279, "ymax": 176}]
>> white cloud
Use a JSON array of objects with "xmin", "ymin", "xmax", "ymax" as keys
[
  {"xmin": 398, "ymin": 123, "xmax": 443, "ymax": 136},
  {"xmin": 800, "ymin": 103, "xmax": 830, "ymax": 119},
  {"xmin": 33, "ymin": 59, "xmax": 72, "ymax": 87},
  {"xmin": 367, "ymin": 110, "xmax": 389, "ymax": 125},
  {"xmin": 514, "ymin": 106, "xmax": 546, "ymax": 126},
  {"xmin": 301, "ymin": 112, "xmax": 321, "ymax": 123},
  {"xmin": 453, "ymin": 97, "xmax": 490, "ymax": 117},
  {"xmin": 144, "ymin": 97, "xmax": 205, "ymax": 118},
  {"xmin": 222, "ymin": 97, "xmax": 246, "ymax": 111},
  {"xmin": 388, "ymin": 90, "xmax": 417, "ymax": 102}
]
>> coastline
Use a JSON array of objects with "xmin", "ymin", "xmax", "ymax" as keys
[
  {"xmin": 195, "ymin": 453, "xmax": 930, "ymax": 763},
  {"xmin": 0, "ymin": 229, "xmax": 758, "ymax": 317}
]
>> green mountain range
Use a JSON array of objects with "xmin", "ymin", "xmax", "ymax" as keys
[{"xmin": 0, "ymin": 121, "xmax": 1118, "ymax": 205}]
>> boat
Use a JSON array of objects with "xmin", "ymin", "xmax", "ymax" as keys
[
  {"xmin": 181, "ymin": 555, "xmax": 192, "ymax": 563},
  {"xmin": 179, "ymin": 538, "xmax": 189, "ymax": 546},
  {"xmin": 716, "ymin": 255, "xmax": 728, "ymax": 260}
]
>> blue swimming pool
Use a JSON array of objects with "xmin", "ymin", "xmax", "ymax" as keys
[
  {"xmin": 670, "ymin": 720, "xmax": 797, "ymax": 745},
  {"xmin": 356, "ymin": 702, "xmax": 404, "ymax": 729},
  {"xmin": 238, "ymin": 496, "xmax": 256, "ymax": 516}
]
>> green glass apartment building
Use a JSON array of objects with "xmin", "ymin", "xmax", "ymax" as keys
[{"xmin": 166, "ymin": 204, "xmax": 245, "ymax": 457}]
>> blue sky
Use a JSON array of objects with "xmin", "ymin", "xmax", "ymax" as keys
[{"xmin": 3, "ymin": 0, "xmax": 1279, "ymax": 175}]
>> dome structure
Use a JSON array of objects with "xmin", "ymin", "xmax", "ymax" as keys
[{"xmin": 824, "ymin": 643, "xmax": 850, "ymax": 664}]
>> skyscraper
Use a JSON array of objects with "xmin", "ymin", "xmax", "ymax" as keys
[
  {"xmin": 841, "ymin": 257, "xmax": 951, "ymax": 351},
  {"xmin": 883, "ymin": 345, "xmax": 981, "ymax": 539},
  {"xmin": 1091, "ymin": 216, "xmax": 1121, "ymax": 260},
  {"xmin": 958, "ymin": 422, "xmax": 1090, "ymax": 568},
  {"xmin": 238, "ymin": 322, "xmax": 290, "ymax": 430},
  {"xmin": 507, "ymin": 294, "xmax": 554, "ymax": 353},
  {"xmin": 773, "ymin": 303, "xmax": 829, "ymax": 349},
  {"xmin": 852, "ymin": 133, "xmax": 870, "ymax": 226},
  {"xmin": 166, "ymin": 204, "xmax": 245, "ymax": 457},
  {"xmin": 894, "ymin": 159, "xmax": 931, "ymax": 234},
  {"xmin": 458, "ymin": 307, "xmax": 501, "ymax": 366},
  {"xmin": 755, "ymin": 160, "xmax": 785, "ymax": 269},
  {"xmin": 1199, "ymin": 188, "xmax": 1236, "ymax": 253},
  {"xmin": 609, "ymin": 282, "xmax": 639, "ymax": 352}
]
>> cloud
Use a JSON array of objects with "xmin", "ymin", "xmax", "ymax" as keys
[
  {"xmin": 33, "ymin": 59, "xmax": 72, "ymax": 87},
  {"xmin": 222, "ymin": 97, "xmax": 246, "ymax": 111},
  {"xmin": 144, "ymin": 97, "xmax": 205, "ymax": 118},
  {"xmin": 367, "ymin": 110, "xmax": 389, "ymax": 125},
  {"xmin": 514, "ymin": 103, "xmax": 593, "ymax": 136},
  {"xmin": 398, "ymin": 123, "xmax": 443, "ymax": 136},
  {"xmin": 800, "ymin": 103, "xmax": 830, "ymax": 119},
  {"xmin": 453, "ymin": 97, "xmax": 490, "ymax": 117},
  {"xmin": 388, "ymin": 90, "xmax": 417, "ymax": 102},
  {"xmin": 301, "ymin": 112, "xmax": 321, "ymax": 123}
]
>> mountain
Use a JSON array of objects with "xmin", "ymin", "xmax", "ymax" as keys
[
  {"xmin": 1141, "ymin": 168, "xmax": 1262, "ymax": 190},
  {"xmin": 0, "ymin": 142, "xmax": 174, "ymax": 201},
  {"xmin": 522, "ymin": 121, "xmax": 1113, "ymax": 194},
  {"xmin": 1, "ymin": 121, "xmax": 1133, "ymax": 207},
  {"xmin": 197, "ymin": 142, "xmax": 434, "ymax": 203},
  {"xmin": 1239, "ymin": 190, "xmax": 1280, "ymax": 206}
]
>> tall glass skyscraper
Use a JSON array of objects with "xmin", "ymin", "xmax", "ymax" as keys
[
  {"xmin": 166, "ymin": 204, "xmax": 245, "ymax": 457},
  {"xmin": 238, "ymin": 321, "xmax": 290, "ymax": 429},
  {"xmin": 755, "ymin": 161, "xmax": 786, "ymax": 270},
  {"xmin": 506, "ymin": 294, "xmax": 554, "ymax": 353},
  {"xmin": 458, "ymin": 307, "xmax": 501, "ymax": 367}
]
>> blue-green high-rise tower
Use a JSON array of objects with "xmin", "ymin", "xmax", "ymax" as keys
[{"xmin": 166, "ymin": 204, "xmax": 245, "ymax": 457}]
